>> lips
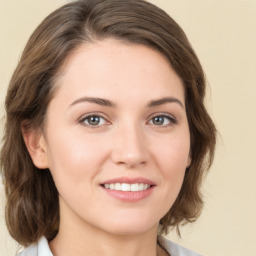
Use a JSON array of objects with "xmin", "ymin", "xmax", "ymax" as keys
[{"xmin": 100, "ymin": 177, "xmax": 155, "ymax": 201}]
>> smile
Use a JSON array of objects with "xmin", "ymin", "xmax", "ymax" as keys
[{"xmin": 103, "ymin": 183, "xmax": 151, "ymax": 192}]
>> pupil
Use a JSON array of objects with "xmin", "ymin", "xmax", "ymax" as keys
[
  {"xmin": 89, "ymin": 116, "xmax": 100, "ymax": 125},
  {"xmin": 153, "ymin": 116, "xmax": 164, "ymax": 125}
]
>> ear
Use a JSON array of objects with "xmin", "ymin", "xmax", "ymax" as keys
[
  {"xmin": 186, "ymin": 153, "xmax": 192, "ymax": 168},
  {"xmin": 22, "ymin": 125, "xmax": 49, "ymax": 169}
]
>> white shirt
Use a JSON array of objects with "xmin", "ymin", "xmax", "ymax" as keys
[{"xmin": 18, "ymin": 236, "xmax": 203, "ymax": 256}]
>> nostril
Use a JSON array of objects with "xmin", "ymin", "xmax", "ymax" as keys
[{"xmin": 111, "ymin": 136, "xmax": 148, "ymax": 168}]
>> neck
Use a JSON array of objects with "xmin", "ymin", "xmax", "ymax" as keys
[
  {"xmin": 50, "ymin": 227, "xmax": 159, "ymax": 256},
  {"xmin": 49, "ymin": 203, "xmax": 160, "ymax": 256}
]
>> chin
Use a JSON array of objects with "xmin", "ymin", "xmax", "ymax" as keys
[{"xmin": 98, "ymin": 216, "xmax": 159, "ymax": 236}]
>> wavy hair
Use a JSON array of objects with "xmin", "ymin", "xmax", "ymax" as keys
[{"xmin": 0, "ymin": 0, "xmax": 216, "ymax": 247}]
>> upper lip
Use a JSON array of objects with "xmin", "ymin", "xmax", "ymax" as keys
[{"xmin": 101, "ymin": 177, "xmax": 156, "ymax": 186}]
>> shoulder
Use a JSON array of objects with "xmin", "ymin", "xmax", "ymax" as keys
[
  {"xmin": 17, "ymin": 237, "xmax": 53, "ymax": 256},
  {"xmin": 158, "ymin": 236, "xmax": 203, "ymax": 256},
  {"xmin": 18, "ymin": 235, "xmax": 201, "ymax": 256},
  {"xmin": 17, "ymin": 244, "xmax": 37, "ymax": 256}
]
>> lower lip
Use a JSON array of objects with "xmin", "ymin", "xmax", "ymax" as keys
[{"xmin": 101, "ymin": 186, "xmax": 155, "ymax": 202}]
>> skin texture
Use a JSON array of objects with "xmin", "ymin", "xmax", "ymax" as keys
[{"xmin": 24, "ymin": 39, "xmax": 191, "ymax": 256}]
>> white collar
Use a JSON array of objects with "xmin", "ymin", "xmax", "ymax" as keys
[
  {"xmin": 19, "ymin": 236, "xmax": 202, "ymax": 256},
  {"xmin": 38, "ymin": 237, "xmax": 53, "ymax": 256},
  {"xmin": 158, "ymin": 236, "xmax": 203, "ymax": 256}
]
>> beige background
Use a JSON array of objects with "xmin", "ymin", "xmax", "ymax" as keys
[{"xmin": 0, "ymin": 0, "xmax": 255, "ymax": 256}]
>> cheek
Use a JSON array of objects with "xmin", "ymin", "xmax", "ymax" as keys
[
  {"xmin": 45, "ymin": 129, "xmax": 108, "ymax": 188},
  {"xmin": 153, "ymin": 132, "xmax": 190, "ymax": 191},
  {"xmin": 154, "ymin": 135, "xmax": 190, "ymax": 171}
]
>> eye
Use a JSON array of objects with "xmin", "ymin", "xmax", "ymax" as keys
[
  {"xmin": 149, "ymin": 114, "xmax": 176, "ymax": 126},
  {"xmin": 79, "ymin": 115, "xmax": 107, "ymax": 127}
]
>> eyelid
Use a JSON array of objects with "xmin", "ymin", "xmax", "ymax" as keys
[
  {"xmin": 147, "ymin": 112, "xmax": 177, "ymax": 126},
  {"xmin": 78, "ymin": 112, "xmax": 111, "ymax": 127}
]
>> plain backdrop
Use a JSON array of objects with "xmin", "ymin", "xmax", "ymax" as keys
[{"xmin": 0, "ymin": 1, "xmax": 255, "ymax": 256}]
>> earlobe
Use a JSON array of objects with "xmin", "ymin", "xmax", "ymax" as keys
[{"xmin": 22, "ymin": 125, "xmax": 49, "ymax": 169}]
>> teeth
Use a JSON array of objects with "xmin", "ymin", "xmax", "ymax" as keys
[
  {"xmin": 104, "ymin": 184, "xmax": 110, "ymax": 189},
  {"xmin": 103, "ymin": 183, "xmax": 150, "ymax": 192},
  {"xmin": 122, "ymin": 183, "xmax": 130, "ymax": 191},
  {"xmin": 131, "ymin": 183, "xmax": 139, "ymax": 191},
  {"xmin": 139, "ymin": 183, "xmax": 144, "ymax": 190},
  {"xmin": 115, "ymin": 183, "xmax": 122, "ymax": 190}
]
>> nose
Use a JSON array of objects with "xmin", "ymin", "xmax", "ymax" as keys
[{"xmin": 111, "ymin": 124, "xmax": 148, "ymax": 168}]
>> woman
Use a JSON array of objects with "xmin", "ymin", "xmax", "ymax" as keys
[{"xmin": 0, "ymin": 0, "xmax": 216, "ymax": 255}]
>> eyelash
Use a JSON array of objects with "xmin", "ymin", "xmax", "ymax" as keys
[
  {"xmin": 78, "ymin": 113, "xmax": 177, "ymax": 128},
  {"xmin": 79, "ymin": 113, "xmax": 109, "ymax": 128},
  {"xmin": 148, "ymin": 113, "xmax": 177, "ymax": 127}
]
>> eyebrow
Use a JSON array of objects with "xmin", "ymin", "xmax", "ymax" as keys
[
  {"xmin": 147, "ymin": 97, "xmax": 184, "ymax": 108},
  {"xmin": 70, "ymin": 97, "xmax": 116, "ymax": 107},
  {"xmin": 69, "ymin": 96, "xmax": 184, "ymax": 109}
]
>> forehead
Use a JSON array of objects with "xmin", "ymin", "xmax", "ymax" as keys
[{"xmin": 53, "ymin": 39, "xmax": 185, "ymax": 106}]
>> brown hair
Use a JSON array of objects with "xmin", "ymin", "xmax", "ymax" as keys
[{"xmin": 1, "ymin": 0, "xmax": 216, "ymax": 246}]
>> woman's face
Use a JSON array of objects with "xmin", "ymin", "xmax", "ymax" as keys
[{"xmin": 37, "ymin": 39, "xmax": 191, "ymax": 236}]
